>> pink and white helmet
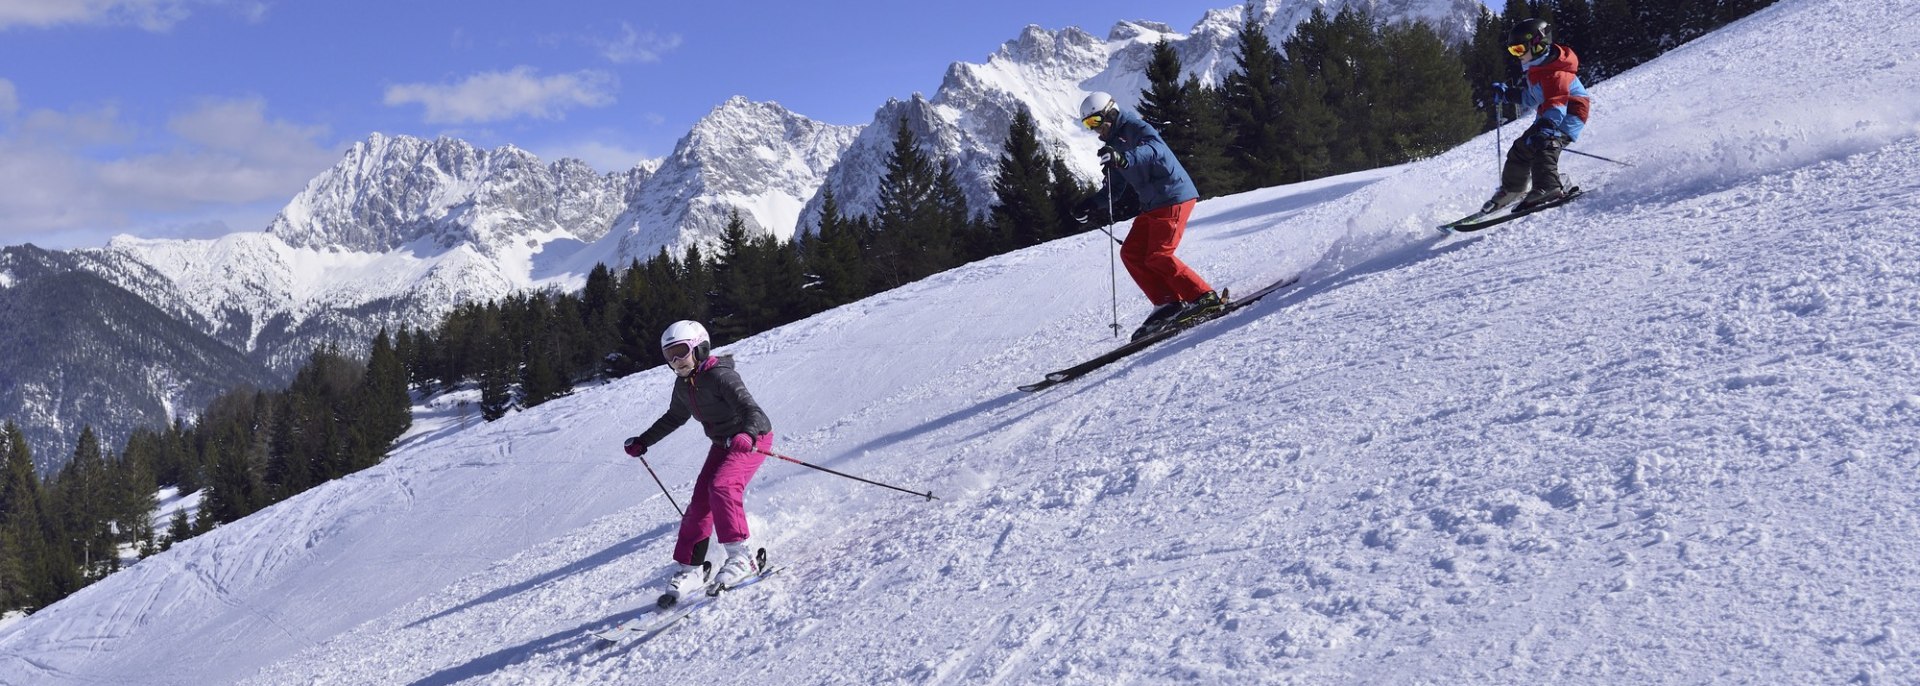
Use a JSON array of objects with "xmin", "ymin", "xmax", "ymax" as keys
[{"xmin": 659, "ymin": 320, "xmax": 711, "ymax": 365}]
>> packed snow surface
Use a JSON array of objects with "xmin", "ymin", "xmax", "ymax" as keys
[{"xmin": 3, "ymin": 0, "xmax": 1918, "ymax": 683}]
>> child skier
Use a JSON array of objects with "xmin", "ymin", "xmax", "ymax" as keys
[
  {"xmin": 1482, "ymin": 18, "xmax": 1592, "ymax": 214},
  {"xmin": 1071, "ymin": 91, "xmax": 1221, "ymax": 341},
  {"xmin": 621, "ymin": 320, "xmax": 775, "ymax": 607}
]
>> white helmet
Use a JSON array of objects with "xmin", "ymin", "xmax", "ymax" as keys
[
  {"xmin": 659, "ymin": 320, "xmax": 711, "ymax": 364},
  {"xmin": 1079, "ymin": 92, "xmax": 1117, "ymax": 121}
]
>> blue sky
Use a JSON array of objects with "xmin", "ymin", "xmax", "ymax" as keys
[{"xmin": 0, "ymin": 1, "xmax": 1499, "ymax": 250}]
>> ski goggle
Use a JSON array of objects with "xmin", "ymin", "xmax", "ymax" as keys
[
  {"xmin": 663, "ymin": 341, "xmax": 696, "ymax": 361},
  {"xmin": 1081, "ymin": 113, "xmax": 1106, "ymax": 130},
  {"xmin": 1507, "ymin": 42, "xmax": 1530, "ymax": 57}
]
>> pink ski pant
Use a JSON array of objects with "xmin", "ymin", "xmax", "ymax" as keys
[{"xmin": 674, "ymin": 432, "xmax": 772, "ymax": 565}]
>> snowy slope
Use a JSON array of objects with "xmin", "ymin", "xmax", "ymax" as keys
[{"xmin": 5, "ymin": 0, "xmax": 1920, "ymax": 683}]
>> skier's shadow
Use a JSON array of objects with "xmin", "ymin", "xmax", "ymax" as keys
[
  {"xmin": 403, "ymin": 522, "xmax": 673, "ymax": 630},
  {"xmin": 403, "ymin": 605, "xmax": 658, "ymax": 686}
]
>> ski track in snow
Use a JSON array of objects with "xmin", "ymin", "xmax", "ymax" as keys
[{"xmin": 5, "ymin": 0, "xmax": 1920, "ymax": 683}]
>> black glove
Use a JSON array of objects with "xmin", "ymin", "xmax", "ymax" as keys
[
  {"xmin": 622, "ymin": 436, "xmax": 646, "ymax": 458},
  {"xmin": 1071, "ymin": 195, "xmax": 1100, "ymax": 225},
  {"xmin": 1097, "ymin": 145, "xmax": 1126, "ymax": 169}
]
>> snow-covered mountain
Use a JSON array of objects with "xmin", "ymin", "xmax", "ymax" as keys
[
  {"xmin": 800, "ymin": 0, "xmax": 1486, "ymax": 229},
  {"xmin": 5, "ymin": 0, "xmax": 1918, "ymax": 682},
  {"xmin": 596, "ymin": 96, "xmax": 862, "ymax": 260},
  {"xmin": 266, "ymin": 133, "xmax": 641, "ymax": 255},
  {"xmin": 0, "ymin": 246, "xmax": 274, "ymax": 474},
  {"xmin": 72, "ymin": 97, "xmax": 856, "ymax": 376}
]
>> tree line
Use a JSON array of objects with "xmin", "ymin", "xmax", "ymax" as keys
[
  {"xmin": 0, "ymin": 338, "xmax": 408, "ymax": 612},
  {"xmin": 1, "ymin": 0, "xmax": 1776, "ymax": 617}
]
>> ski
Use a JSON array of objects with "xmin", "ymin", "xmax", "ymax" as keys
[
  {"xmin": 1018, "ymin": 275, "xmax": 1301, "ymax": 393},
  {"xmin": 589, "ymin": 551, "xmax": 780, "ymax": 645},
  {"xmin": 1437, "ymin": 186, "xmax": 1584, "ymax": 234}
]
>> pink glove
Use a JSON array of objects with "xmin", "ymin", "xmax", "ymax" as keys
[
  {"xmin": 623, "ymin": 437, "xmax": 646, "ymax": 457},
  {"xmin": 728, "ymin": 433, "xmax": 756, "ymax": 453}
]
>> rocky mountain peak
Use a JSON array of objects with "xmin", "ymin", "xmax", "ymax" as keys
[{"xmin": 266, "ymin": 133, "xmax": 638, "ymax": 256}]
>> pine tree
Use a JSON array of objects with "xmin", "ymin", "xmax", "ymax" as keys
[
  {"xmin": 710, "ymin": 211, "xmax": 766, "ymax": 344},
  {"xmin": 803, "ymin": 188, "xmax": 871, "ymax": 313},
  {"xmin": 989, "ymin": 107, "xmax": 1063, "ymax": 251},
  {"xmin": 1377, "ymin": 22, "xmax": 1484, "ymax": 164},
  {"xmin": 1, "ymin": 422, "xmax": 44, "ymax": 610},
  {"xmin": 581, "ymin": 262, "xmax": 621, "ymax": 363},
  {"xmin": 1220, "ymin": 2, "xmax": 1292, "ymax": 190},
  {"xmin": 1181, "ymin": 81, "xmax": 1239, "ymax": 198},
  {"xmin": 1464, "ymin": 7, "xmax": 1516, "ymax": 129},
  {"xmin": 198, "ymin": 399, "xmax": 266, "ymax": 528},
  {"xmin": 57, "ymin": 428, "xmax": 114, "ymax": 582},
  {"xmin": 357, "ymin": 329, "xmax": 412, "ymax": 462},
  {"xmin": 477, "ymin": 307, "xmax": 516, "ymax": 421},
  {"xmin": 110, "ymin": 433, "xmax": 159, "ymax": 560},
  {"xmin": 929, "ymin": 160, "xmax": 970, "ymax": 272},
  {"xmin": 869, "ymin": 117, "xmax": 945, "ymax": 289},
  {"xmin": 1049, "ymin": 157, "xmax": 1091, "ymax": 232},
  {"xmin": 268, "ymin": 390, "xmax": 320, "ymax": 500},
  {"xmin": 760, "ymin": 233, "xmax": 811, "ymax": 327},
  {"xmin": 1325, "ymin": 8, "xmax": 1389, "ymax": 174},
  {"xmin": 1277, "ymin": 9, "xmax": 1339, "ymax": 180},
  {"xmin": 1137, "ymin": 39, "xmax": 1200, "ymax": 163},
  {"xmin": 164, "ymin": 508, "xmax": 192, "ymax": 550},
  {"xmin": 518, "ymin": 327, "xmax": 569, "ymax": 408}
]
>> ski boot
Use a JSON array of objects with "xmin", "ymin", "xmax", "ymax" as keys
[
  {"xmin": 1130, "ymin": 302, "xmax": 1184, "ymax": 341},
  {"xmin": 657, "ymin": 561, "xmax": 710, "ymax": 609},
  {"xmin": 1480, "ymin": 188, "xmax": 1527, "ymax": 215},
  {"xmin": 1514, "ymin": 186, "xmax": 1566, "ymax": 212},
  {"xmin": 1171, "ymin": 290, "xmax": 1225, "ymax": 326},
  {"xmin": 708, "ymin": 542, "xmax": 765, "ymax": 595}
]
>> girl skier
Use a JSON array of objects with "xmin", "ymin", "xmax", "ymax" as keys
[{"xmin": 622, "ymin": 320, "xmax": 774, "ymax": 607}]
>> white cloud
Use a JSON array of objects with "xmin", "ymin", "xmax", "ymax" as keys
[
  {"xmin": 0, "ymin": 79, "xmax": 17, "ymax": 117},
  {"xmin": 0, "ymin": 0, "xmax": 200, "ymax": 31},
  {"xmin": 535, "ymin": 139, "xmax": 655, "ymax": 174},
  {"xmin": 383, "ymin": 67, "xmax": 617, "ymax": 124},
  {"xmin": 0, "ymin": 96, "xmax": 337, "ymax": 247},
  {"xmin": 599, "ymin": 23, "xmax": 682, "ymax": 64}
]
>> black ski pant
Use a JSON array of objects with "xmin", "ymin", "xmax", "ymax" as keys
[{"xmin": 1501, "ymin": 136, "xmax": 1565, "ymax": 194}]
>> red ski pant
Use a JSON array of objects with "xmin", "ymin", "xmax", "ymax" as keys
[
  {"xmin": 1121, "ymin": 199, "xmax": 1212, "ymax": 305},
  {"xmin": 673, "ymin": 432, "xmax": 772, "ymax": 565}
]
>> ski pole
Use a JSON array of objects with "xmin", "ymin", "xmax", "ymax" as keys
[
  {"xmin": 1103, "ymin": 168, "xmax": 1121, "ymax": 337},
  {"xmin": 636, "ymin": 453, "xmax": 684, "ymax": 516},
  {"xmin": 756, "ymin": 449, "xmax": 937, "ymax": 501},
  {"xmin": 1563, "ymin": 147, "xmax": 1633, "ymax": 167},
  {"xmin": 1490, "ymin": 82, "xmax": 1507, "ymax": 171}
]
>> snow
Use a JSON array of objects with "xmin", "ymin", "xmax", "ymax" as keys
[
  {"xmin": 150, "ymin": 487, "xmax": 204, "ymax": 533},
  {"xmin": 5, "ymin": 0, "xmax": 1920, "ymax": 683}
]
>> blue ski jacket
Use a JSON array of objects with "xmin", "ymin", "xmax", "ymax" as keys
[{"xmin": 1095, "ymin": 107, "xmax": 1199, "ymax": 212}]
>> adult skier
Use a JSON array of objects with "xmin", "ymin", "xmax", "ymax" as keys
[
  {"xmin": 621, "ymin": 320, "xmax": 775, "ymax": 607},
  {"xmin": 1071, "ymin": 91, "xmax": 1221, "ymax": 341},
  {"xmin": 1481, "ymin": 18, "xmax": 1592, "ymax": 214}
]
